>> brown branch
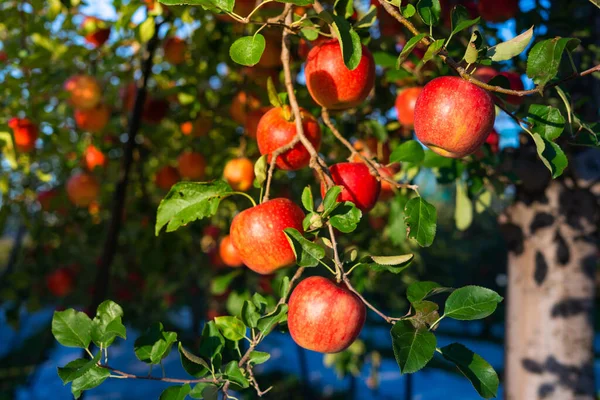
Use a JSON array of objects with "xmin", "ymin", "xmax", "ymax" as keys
[
  {"xmin": 101, "ymin": 365, "xmax": 222, "ymax": 384},
  {"xmin": 342, "ymin": 275, "xmax": 397, "ymax": 324},
  {"xmin": 262, "ymin": 136, "xmax": 300, "ymax": 203},
  {"xmin": 327, "ymin": 223, "xmax": 343, "ymax": 282}
]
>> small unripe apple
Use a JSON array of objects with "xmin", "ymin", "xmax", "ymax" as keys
[
  {"xmin": 74, "ymin": 103, "xmax": 111, "ymax": 133},
  {"xmin": 305, "ymin": 39, "xmax": 376, "ymax": 110},
  {"xmin": 155, "ymin": 166, "xmax": 180, "ymax": 190},
  {"xmin": 46, "ymin": 268, "xmax": 75, "ymax": 297},
  {"xmin": 224, "ymin": 157, "xmax": 255, "ymax": 191},
  {"xmin": 177, "ymin": 151, "xmax": 206, "ymax": 180},
  {"xmin": 321, "ymin": 162, "xmax": 381, "ymax": 213},
  {"xmin": 478, "ymin": 0, "xmax": 519, "ymax": 22},
  {"xmin": 9, "ymin": 117, "xmax": 38, "ymax": 152},
  {"xmin": 230, "ymin": 198, "xmax": 304, "ymax": 274},
  {"xmin": 163, "ymin": 37, "xmax": 186, "ymax": 65},
  {"xmin": 219, "ymin": 235, "xmax": 243, "ymax": 268},
  {"xmin": 81, "ymin": 16, "xmax": 111, "ymax": 48},
  {"xmin": 288, "ymin": 276, "xmax": 366, "ymax": 353},
  {"xmin": 230, "ymin": 91, "xmax": 261, "ymax": 125},
  {"xmin": 83, "ymin": 145, "xmax": 106, "ymax": 171},
  {"xmin": 395, "ymin": 87, "xmax": 423, "ymax": 128},
  {"xmin": 413, "ymin": 76, "xmax": 495, "ymax": 158},
  {"xmin": 257, "ymin": 106, "xmax": 322, "ymax": 171},
  {"xmin": 64, "ymin": 75, "xmax": 102, "ymax": 110},
  {"xmin": 67, "ymin": 173, "xmax": 100, "ymax": 207}
]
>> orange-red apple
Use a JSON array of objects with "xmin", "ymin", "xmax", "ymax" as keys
[
  {"xmin": 230, "ymin": 91, "xmax": 261, "ymax": 125},
  {"xmin": 81, "ymin": 16, "xmax": 111, "ymax": 48},
  {"xmin": 219, "ymin": 235, "xmax": 243, "ymax": 267},
  {"xmin": 352, "ymin": 138, "xmax": 390, "ymax": 164},
  {"xmin": 177, "ymin": 151, "xmax": 206, "ymax": 180},
  {"xmin": 74, "ymin": 103, "xmax": 110, "ymax": 133},
  {"xmin": 67, "ymin": 173, "xmax": 99, "ymax": 207},
  {"xmin": 245, "ymin": 106, "xmax": 271, "ymax": 139},
  {"xmin": 320, "ymin": 162, "xmax": 381, "ymax": 213},
  {"xmin": 395, "ymin": 87, "xmax": 423, "ymax": 128},
  {"xmin": 64, "ymin": 75, "xmax": 102, "ymax": 110},
  {"xmin": 46, "ymin": 268, "xmax": 75, "ymax": 297},
  {"xmin": 9, "ymin": 117, "xmax": 38, "ymax": 152},
  {"xmin": 83, "ymin": 145, "xmax": 106, "ymax": 170},
  {"xmin": 163, "ymin": 37, "xmax": 186, "ymax": 65},
  {"xmin": 224, "ymin": 157, "xmax": 255, "ymax": 191},
  {"xmin": 155, "ymin": 166, "xmax": 180, "ymax": 190}
]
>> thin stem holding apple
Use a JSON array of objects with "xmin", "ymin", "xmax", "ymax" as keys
[{"xmin": 262, "ymin": 136, "xmax": 300, "ymax": 203}]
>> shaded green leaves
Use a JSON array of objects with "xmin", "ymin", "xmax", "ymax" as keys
[
  {"xmin": 249, "ymin": 351, "xmax": 271, "ymax": 365},
  {"xmin": 322, "ymin": 186, "xmax": 343, "ymax": 216},
  {"xmin": 257, "ymin": 304, "xmax": 288, "ymax": 335},
  {"xmin": 404, "ymin": 197, "xmax": 437, "ymax": 247},
  {"xmin": 57, "ymin": 352, "xmax": 101, "ymax": 384},
  {"xmin": 225, "ymin": 361, "xmax": 250, "ymax": 388},
  {"xmin": 441, "ymin": 343, "xmax": 499, "ymax": 399},
  {"xmin": 390, "ymin": 320, "xmax": 436, "ymax": 374},
  {"xmin": 328, "ymin": 13, "xmax": 363, "ymax": 70},
  {"xmin": 527, "ymin": 37, "xmax": 580, "ymax": 87},
  {"xmin": 528, "ymin": 104, "xmax": 566, "ymax": 141},
  {"xmin": 451, "ymin": 6, "xmax": 480, "ymax": 36},
  {"xmin": 487, "ymin": 26, "xmax": 533, "ymax": 62},
  {"xmin": 253, "ymin": 155, "xmax": 268, "ymax": 188},
  {"xmin": 301, "ymin": 186, "xmax": 314, "ymax": 211},
  {"xmin": 178, "ymin": 343, "xmax": 211, "ymax": 378},
  {"xmin": 422, "ymin": 39, "xmax": 445, "ymax": 64},
  {"xmin": 390, "ymin": 140, "xmax": 425, "ymax": 164},
  {"xmin": 214, "ymin": 316, "xmax": 246, "ymax": 341},
  {"xmin": 406, "ymin": 281, "xmax": 453, "ymax": 304},
  {"xmin": 284, "ymin": 228, "xmax": 325, "ymax": 267},
  {"xmin": 527, "ymin": 130, "xmax": 568, "ymax": 178},
  {"xmin": 160, "ymin": 384, "xmax": 192, "ymax": 400},
  {"xmin": 329, "ymin": 202, "xmax": 362, "ymax": 233},
  {"xmin": 156, "ymin": 181, "xmax": 233, "ymax": 235},
  {"xmin": 396, "ymin": 34, "xmax": 427, "ymax": 69},
  {"xmin": 70, "ymin": 365, "xmax": 110, "ymax": 398},
  {"xmin": 444, "ymin": 286, "xmax": 503, "ymax": 321},
  {"xmin": 91, "ymin": 300, "xmax": 126, "ymax": 348},
  {"xmin": 230, "ymin": 35, "xmax": 266, "ymax": 67},
  {"xmin": 160, "ymin": 0, "xmax": 234, "ymax": 12},
  {"xmin": 134, "ymin": 323, "xmax": 178, "ymax": 364},
  {"xmin": 52, "ymin": 309, "xmax": 92, "ymax": 349},
  {"xmin": 367, "ymin": 254, "xmax": 414, "ymax": 274},
  {"xmin": 416, "ymin": 0, "xmax": 441, "ymax": 26}
]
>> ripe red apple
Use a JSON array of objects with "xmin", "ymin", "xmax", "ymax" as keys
[
  {"xmin": 64, "ymin": 75, "xmax": 102, "ymax": 110},
  {"xmin": 413, "ymin": 76, "xmax": 495, "ymax": 158},
  {"xmin": 395, "ymin": 87, "xmax": 423, "ymax": 128},
  {"xmin": 74, "ymin": 103, "xmax": 110, "ymax": 133},
  {"xmin": 230, "ymin": 198, "xmax": 304, "ymax": 274},
  {"xmin": 67, "ymin": 173, "xmax": 99, "ymax": 207},
  {"xmin": 155, "ymin": 166, "xmax": 180, "ymax": 190},
  {"xmin": 257, "ymin": 106, "xmax": 322, "ymax": 171},
  {"xmin": 320, "ymin": 162, "xmax": 381, "ymax": 213},
  {"xmin": 9, "ymin": 117, "xmax": 38, "ymax": 152},
  {"xmin": 288, "ymin": 276, "xmax": 366, "ymax": 353},
  {"xmin": 298, "ymin": 36, "xmax": 328, "ymax": 60},
  {"xmin": 81, "ymin": 16, "xmax": 111, "ymax": 48},
  {"xmin": 478, "ymin": 0, "xmax": 518, "ymax": 22},
  {"xmin": 224, "ymin": 157, "xmax": 255, "ymax": 191},
  {"xmin": 219, "ymin": 235, "xmax": 243, "ymax": 267},
  {"xmin": 485, "ymin": 129, "xmax": 500, "ymax": 153},
  {"xmin": 83, "ymin": 145, "xmax": 106, "ymax": 170},
  {"xmin": 164, "ymin": 37, "xmax": 186, "ymax": 65},
  {"xmin": 230, "ymin": 91, "xmax": 261, "ymax": 125},
  {"xmin": 46, "ymin": 268, "xmax": 75, "ymax": 297},
  {"xmin": 177, "ymin": 151, "xmax": 206, "ymax": 180},
  {"xmin": 473, "ymin": 66, "xmax": 497, "ymax": 83},
  {"xmin": 305, "ymin": 39, "xmax": 376, "ymax": 110}
]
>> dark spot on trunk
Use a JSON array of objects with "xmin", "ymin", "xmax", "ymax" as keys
[
  {"xmin": 530, "ymin": 212, "xmax": 555, "ymax": 234},
  {"xmin": 554, "ymin": 230, "xmax": 570, "ymax": 265},
  {"xmin": 538, "ymin": 383, "xmax": 555, "ymax": 398},
  {"xmin": 581, "ymin": 255, "xmax": 597, "ymax": 280},
  {"xmin": 550, "ymin": 298, "xmax": 591, "ymax": 318},
  {"xmin": 534, "ymin": 251, "xmax": 548, "ymax": 286},
  {"xmin": 500, "ymin": 223, "xmax": 524, "ymax": 255},
  {"xmin": 522, "ymin": 358, "xmax": 544, "ymax": 374},
  {"xmin": 544, "ymin": 356, "xmax": 595, "ymax": 396},
  {"xmin": 559, "ymin": 188, "xmax": 597, "ymax": 230}
]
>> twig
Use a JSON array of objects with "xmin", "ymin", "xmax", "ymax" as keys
[
  {"xmin": 101, "ymin": 365, "xmax": 221, "ymax": 384},
  {"xmin": 342, "ymin": 275, "xmax": 396, "ymax": 324},
  {"xmin": 262, "ymin": 136, "xmax": 300, "ymax": 203},
  {"xmin": 327, "ymin": 223, "xmax": 343, "ymax": 282}
]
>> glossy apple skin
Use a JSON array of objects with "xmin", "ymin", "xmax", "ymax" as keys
[
  {"xmin": 224, "ymin": 157, "xmax": 255, "ymax": 191},
  {"xmin": 478, "ymin": 0, "xmax": 518, "ymax": 23},
  {"xmin": 9, "ymin": 117, "xmax": 38, "ymax": 152},
  {"xmin": 74, "ymin": 104, "xmax": 110, "ymax": 133},
  {"xmin": 64, "ymin": 75, "xmax": 102, "ymax": 110},
  {"xmin": 320, "ymin": 162, "xmax": 381, "ymax": 213},
  {"xmin": 155, "ymin": 166, "xmax": 180, "ymax": 190},
  {"xmin": 230, "ymin": 198, "xmax": 304, "ymax": 274},
  {"xmin": 288, "ymin": 276, "xmax": 366, "ymax": 353},
  {"xmin": 413, "ymin": 76, "xmax": 495, "ymax": 158},
  {"xmin": 84, "ymin": 145, "xmax": 106, "ymax": 170},
  {"xmin": 164, "ymin": 37, "xmax": 186, "ymax": 65},
  {"xmin": 305, "ymin": 40, "xmax": 376, "ymax": 110},
  {"xmin": 219, "ymin": 235, "xmax": 244, "ymax": 268},
  {"xmin": 177, "ymin": 151, "xmax": 206, "ymax": 180},
  {"xmin": 257, "ymin": 107, "xmax": 322, "ymax": 171},
  {"xmin": 395, "ymin": 87, "xmax": 423, "ymax": 128},
  {"xmin": 67, "ymin": 173, "xmax": 99, "ymax": 207}
]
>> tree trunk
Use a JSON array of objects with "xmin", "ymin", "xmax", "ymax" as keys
[{"xmin": 503, "ymin": 175, "xmax": 599, "ymax": 400}]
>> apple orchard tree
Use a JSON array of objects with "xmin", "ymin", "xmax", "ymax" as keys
[{"xmin": 1, "ymin": 0, "xmax": 599, "ymax": 399}]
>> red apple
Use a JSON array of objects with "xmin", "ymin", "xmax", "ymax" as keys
[
  {"xmin": 478, "ymin": 0, "xmax": 519, "ymax": 22},
  {"xmin": 155, "ymin": 166, "xmax": 180, "ymax": 190},
  {"xmin": 230, "ymin": 91, "xmax": 261, "ymax": 125},
  {"xmin": 74, "ymin": 103, "xmax": 111, "ymax": 133},
  {"xmin": 298, "ymin": 36, "xmax": 328, "ymax": 60},
  {"xmin": 305, "ymin": 39, "xmax": 376, "ymax": 110},
  {"xmin": 378, "ymin": 164, "xmax": 400, "ymax": 201},
  {"xmin": 288, "ymin": 276, "xmax": 366, "ymax": 353},
  {"xmin": 224, "ymin": 157, "xmax": 255, "ymax": 191},
  {"xmin": 230, "ymin": 198, "xmax": 304, "ymax": 274},
  {"xmin": 320, "ymin": 162, "xmax": 381, "ymax": 213},
  {"xmin": 64, "ymin": 75, "xmax": 102, "ymax": 110},
  {"xmin": 219, "ymin": 235, "xmax": 243, "ymax": 267},
  {"xmin": 67, "ymin": 173, "xmax": 99, "ymax": 207},
  {"xmin": 485, "ymin": 129, "xmax": 500, "ymax": 153},
  {"xmin": 164, "ymin": 37, "xmax": 186, "ymax": 65},
  {"xmin": 413, "ymin": 76, "xmax": 495, "ymax": 158},
  {"xmin": 83, "ymin": 145, "xmax": 106, "ymax": 170},
  {"xmin": 81, "ymin": 16, "xmax": 111, "ymax": 48},
  {"xmin": 46, "ymin": 268, "xmax": 75, "ymax": 297},
  {"xmin": 395, "ymin": 87, "xmax": 423, "ymax": 128},
  {"xmin": 473, "ymin": 66, "xmax": 497, "ymax": 83},
  {"xmin": 177, "ymin": 151, "xmax": 206, "ymax": 180},
  {"xmin": 9, "ymin": 117, "xmax": 38, "ymax": 152}
]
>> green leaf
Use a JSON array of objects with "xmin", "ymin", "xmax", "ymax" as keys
[
  {"xmin": 156, "ymin": 181, "xmax": 233, "ymax": 235},
  {"xmin": 451, "ymin": 6, "xmax": 480, "ymax": 36},
  {"xmin": 267, "ymin": 77, "xmax": 282, "ymax": 109},
  {"xmin": 334, "ymin": 0, "xmax": 354, "ymax": 19},
  {"xmin": 276, "ymin": 0, "xmax": 314, "ymax": 5},
  {"xmin": 487, "ymin": 26, "xmax": 533, "ymax": 62},
  {"xmin": 189, "ymin": 383, "xmax": 213, "ymax": 399},
  {"xmin": 322, "ymin": 186, "xmax": 343, "ymax": 216},
  {"xmin": 463, "ymin": 31, "xmax": 483, "ymax": 64},
  {"xmin": 57, "ymin": 353, "xmax": 101, "ymax": 384},
  {"xmin": 248, "ymin": 351, "xmax": 271, "ymax": 365},
  {"xmin": 396, "ymin": 34, "xmax": 427, "ymax": 69},
  {"xmin": 229, "ymin": 35, "xmax": 266, "ymax": 67},
  {"xmin": 70, "ymin": 364, "xmax": 110, "ymax": 396},
  {"xmin": 160, "ymin": 0, "xmax": 234, "ymax": 11},
  {"xmin": 390, "ymin": 140, "xmax": 425, "ymax": 164},
  {"xmin": 329, "ymin": 14, "xmax": 363, "ymax": 70},
  {"xmin": 406, "ymin": 281, "xmax": 454, "ymax": 304},
  {"xmin": 411, "ymin": 300, "xmax": 440, "ymax": 330},
  {"xmin": 279, "ymin": 276, "xmax": 291, "ymax": 299},
  {"xmin": 355, "ymin": 5, "xmax": 377, "ymax": 29},
  {"xmin": 301, "ymin": 186, "xmax": 314, "ymax": 211},
  {"xmin": 139, "ymin": 17, "xmax": 155, "ymax": 43},
  {"xmin": 402, "ymin": 4, "xmax": 416, "ymax": 18},
  {"xmin": 241, "ymin": 300, "xmax": 260, "ymax": 328},
  {"xmin": 422, "ymin": 39, "xmax": 445, "ymax": 64},
  {"xmin": 253, "ymin": 155, "xmax": 268, "ymax": 189},
  {"xmin": 390, "ymin": 320, "xmax": 436, "ymax": 374},
  {"xmin": 198, "ymin": 321, "xmax": 225, "ymax": 363},
  {"xmin": 52, "ymin": 309, "xmax": 92, "ymax": 349},
  {"xmin": 301, "ymin": 27, "xmax": 320, "ymax": 41},
  {"xmin": 404, "ymin": 197, "xmax": 437, "ymax": 247},
  {"xmin": 455, "ymin": 181, "xmax": 473, "ymax": 231},
  {"xmin": 527, "ymin": 104, "xmax": 566, "ymax": 141},
  {"xmin": 91, "ymin": 300, "xmax": 126, "ymax": 348},
  {"xmin": 284, "ymin": 228, "xmax": 326, "ymax": 267},
  {"xmin": 441, "ymin": 343, "xmax": 499, "ymax": 399},
  {"xmin": 257, "ymin": 304, "xmax": 288, "ymax": 335},
  {"xmin": 368, "ymin": 254, "xmax": 414, "ymax": 273},
  {"xmin": 251, "ymin": 293, "xmax": 268, "ymax": 312},
  {"xmin": 329, "ymin": 201, "xmax": 362, "ymax": 233},
  {"xmin": 134, "ymin": 323, "xmax": 178, "ymax": 364},
  {"xmin": 526, "ymin": 37, "xmax": 580, "ymax": 87},
  {"xmin": 224, "ymin": 361, "xmax": 250, "ymax": 388},
  {"xmin": 214, "ymin": 316, "xmax": 246, "ymax": 341},
  {"xmin": 527, "ymin": 130, "xmax": 568, "ymax": 178},
  {"xmin": 178, "ymin": 343, "xmax": 210, "ymax": 378},
  {"xmin": 444, "ymin": 286, "xmax": 503, "ymax": 321},
  {"xmin": 416, "ymin": 0, "xmax": 441, "ymax": 26},
  {"xmin": 160, "ymin": 384, "xmax": 192, "ymax": 400}
]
